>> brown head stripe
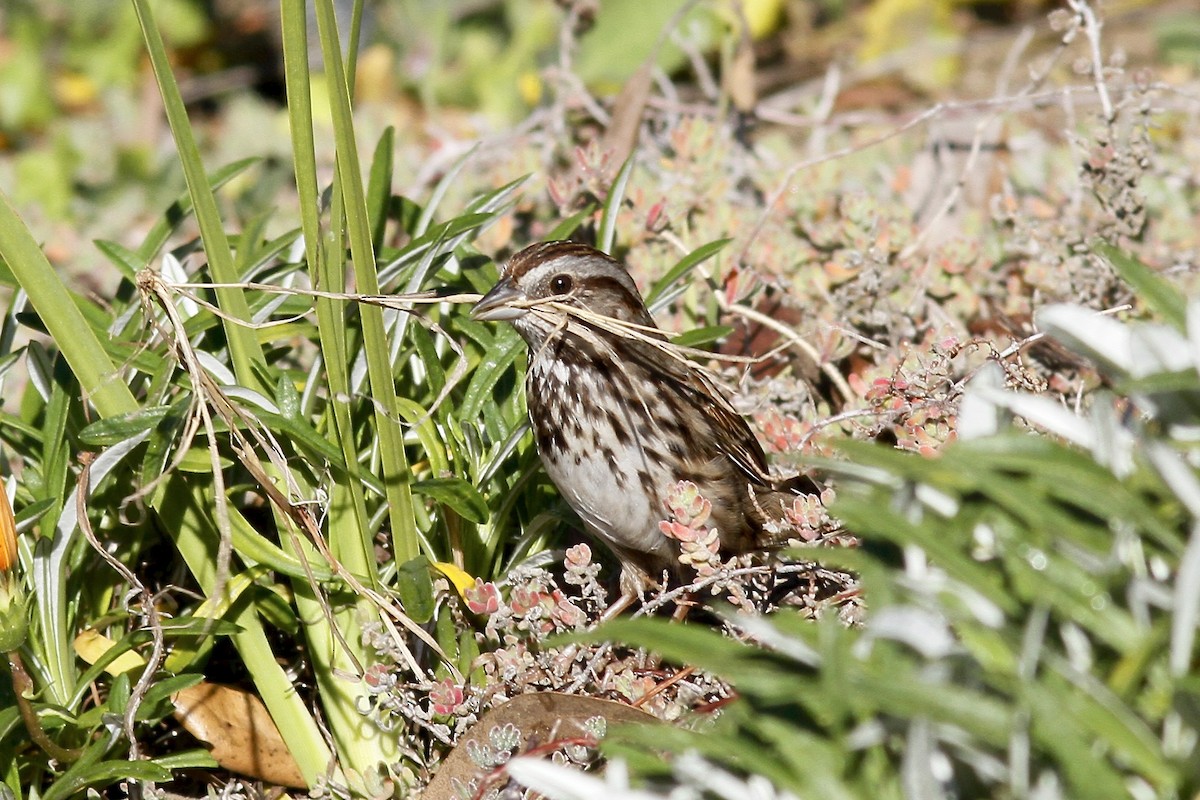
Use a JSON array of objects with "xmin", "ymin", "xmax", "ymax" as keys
[{"xmin": 504, "ymin": 241, "xmax": 623, "ymax": 280}]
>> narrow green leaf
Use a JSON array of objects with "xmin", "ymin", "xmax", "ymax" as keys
[
  {"xmin": 0, "ymin": 190, "xmax": 137, "ymax": 418},
  {"xmin": 1099, "ymin": 243, "xmax": 1186, "ymax": 330},
  {"xmin": 672, "ymin": 325, "xmax": 733, "ymax": 349},
  {"xmin": 1026, "ymin": 681, "xmax": 1131, "ymax": 799},
  {"xmin": 396, "ymin": 398, "xmax": 450, "ymax": 477},
  {"xmin": 108, "ymin": 672, "xmax": 132, "ymax": 715},
  {"xmin": 415, "ymin": 145, "xmax": 479, "ymax": 237},
  {"xmin": 156, "ymin": 472, "xmax": 334, "ymax": 784},
  {"xmin": 137, "ymin": 674, "xmax": 206, "ymax": 721},
  {"xmin": 646, "ymin": 238, "xmax": 731, "ymax": 306},
  {"xmin": 228, "ymin": 505, "xmax": 336, "ymax": 581},
  {"xmin": 459, "ymin": 627, "xmax": 482, "ymax": 683},
  {"xmin": 460, "ymin": 329, "xmax": 523, "ymax": 422},
  {"xmin": 1117, "ymin": 369, "xmax": 1200, "ymax": 396},
  {"xmin": 13, "ymin": 497, "xmax": 55, "ymax": 529},
  {"xmin": 597, "ymin": 155, "xmax": 635, "ymax": 255},
  {"xmin": 380, "ymin": 213, "xmax": 495, "ymax": 281},
  {"xmin": 396, "ymin": 555, "xmax": 436, "ymax": 624},
  {"xmin": 415, "ymin": 477, "xmax": 489, "ymax": 524},
  {"xmin": 135, "ymin": 158, "xmax": 260, "ymax": 264},
  {"xmin": 578, "ymin": 617, "xmax": 752, "ymax": 675},
  {"xmin": 367, "ymin": 126, "xmax": 396, "ymax": 252},
  {"xmin": 150, "ymin": 749, "xmax": 220, "ymax": 770},
  {"xmin": 93, "ymin": 239, "xmax": 142, "ymax": 281},
  {"xmin": 547, "ymin": 205, "xmax": 595, "ymax": 241},
  {"xmin": 132, "ymin": 0, "xmax": 268, "ymax": 392},
  {"xmin": 281, "ymin": 0, "xmax": 379, "ymax": 598},
  {"xmin": 140, "ymin": 398, "xmax": 190, "ymax": 489},
  {"xmin": 314, "ymin": 0, "xmax": 418, "ymax": 565},
  {"xmin": 44, "ymin": 759, "xmax": 173, "ymax": 800},
  {"xmin": 155, "ymin": 617, "xmax": 243, "ymax": 636},
  {"xmin": 1049, "ymin": 664, "xmax": 1165, "ymax": 773},
  {"xmin": 410, "ymin": 323, "xmax": 447, "ymax": 398},
  {"xmin": 234, "ymin": 212, "xmax": 273, "ymax": 275},
  {"xmin": 0, "ymin": 253, "xmax": 14, "ymax": 286},
  {"xmin": 78, "ymin": 406, "xmax": 171, "ymax": 446},
  {"xmin": 275, "ymin": 375, "xmax": 301, "ymax": 419}
]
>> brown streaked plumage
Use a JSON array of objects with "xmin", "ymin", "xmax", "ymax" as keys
[{"xmin": 472, "ymin": 241, "xmax": 805, "ymax": 611}]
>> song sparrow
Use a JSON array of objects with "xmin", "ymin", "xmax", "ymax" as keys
[{"xmin": 472, "ymin": 241, "xmax": 806, "ymax": 610}]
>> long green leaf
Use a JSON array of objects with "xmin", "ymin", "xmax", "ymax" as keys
[
  {"xmin": 1099, "ymin": 243, "xmax": 1186, "ymax": 330},
  {"xmin": 156, "ymin": 473, "xmax": 334, "ymax": 786},
  {"xmin": 131, "ymin": 0, "xmax": 267, "ymax": 393},
  {"xmin": 134, "ymin": 157, "xmax": 260, "ymax": 264},
  {"xmin": 313, "ymin": 0, "xmax": 419, "ymax": 566},
  {"xmin": 597, "ymin": 155, "xmax": 635, "ymax": 255},
  {"xmin": 646, "ymin": 238, "xmax": 731, "ymax": 306},
  {"xmin": 0, "ymin": 191, "xmax": 137, "ymax": 418}
]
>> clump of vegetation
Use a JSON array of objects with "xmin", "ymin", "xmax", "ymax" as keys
[{"xmin": 1, "ymin": 0, "xmax": 1199, "ymax": 797}]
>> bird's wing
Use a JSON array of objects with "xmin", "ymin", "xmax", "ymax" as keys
[
  {"xmin": 568, "ymin": 304, "xmax": 781, "ymax": 489},
  {"xmin": 623, "ymin": 336, "xmax": 775, "ymax": 486}
]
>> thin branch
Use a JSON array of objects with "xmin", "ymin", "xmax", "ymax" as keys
[{"xmin": 1070, "ymin": 0, "xmax": 1114, "ymax": 122}]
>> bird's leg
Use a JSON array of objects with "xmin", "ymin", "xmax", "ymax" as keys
[{"xmin": 598, "ymin": 563, "xmax": 651, "ymax": 622}]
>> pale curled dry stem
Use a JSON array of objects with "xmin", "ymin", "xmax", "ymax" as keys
[
  {"xmin": 714, "ymin": 293, "xmax": 858, "ymax": 406},
  {"xmin": 76, "ymin": 455, "xmax": 166, "ymax": 762},
  {"xmin": 159, "ymin": 279, "xmax": 482, "ymax": 328},
  {"xmin": 163, "ymin": 277, "xmax": 798, "ymax": 373},
  {"xmin": 520, "ymin": 293, "xmax": 767, "ymax": 367},
  {"xmin": 169, "ymin": 269, "xmax": 845, "ymax": 433},
  {"xmin": 136, "ymin": 270, "xmax": 238, "ymax": 634},
  {"xmin": 160, "ymin": 278, "xmax": 473, "ymax": 424},
  {"xmin": 139, "ymin": 270, "xmax": 456, "ymax": 681}
]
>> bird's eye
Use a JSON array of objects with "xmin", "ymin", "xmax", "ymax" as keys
[{"xmin": 550, "ymin": 274, "xmax": 573, "ymax": 295}]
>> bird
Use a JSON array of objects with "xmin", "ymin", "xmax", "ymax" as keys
[{"xmin": 471, "ymin": 241, "xmax": 808, "ymax": 614}]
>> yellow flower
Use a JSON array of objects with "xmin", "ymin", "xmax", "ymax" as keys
[{"xmin": 0, "ymin": 486, "xmax": 28, "ymax": 651}]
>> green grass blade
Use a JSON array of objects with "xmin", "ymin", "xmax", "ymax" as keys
[
  {"xmin": 131, "ymin": 0, "xmax": 267, "ymax": 394},
  {"xmin": 281, "ymin": 0, "xmax": 375, "ymax": 580},
  {"xmin": 645, "ymin": 237, "xmax": 731, "ymax": 307},
  {"xmin": 155, "ymin": 475, "xmax": 335, "ymax": 787},
  {"xmin": 314, "ymin": 0, "xmax": 419, "ymax": 565},
  {"xmin": 414, "ymin": 145, "xmax": 478, "ymax": 237},
  {"xmin": 281, "ymin": 0, "xmax": 404, "ymax": 787},
  {"xmin": 135, "ymin": 158, "xmax": 260, "ymax": 264},
  {"xmin": 1099, "ymin": 243, "xmax": 1186, "ymax": 330},
  {"xmin": 597, "ymin": 156, "xmax": 635, "ymax": 255},
  {"xmin": 367, "ymin": 127, "xmax": 395, "ymax": 252},
  {"xmin": 0, "ymin": 190, "xmax": 136, "ymax": 418}
]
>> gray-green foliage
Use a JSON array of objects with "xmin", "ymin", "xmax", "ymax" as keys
[{"xmin": 580, "ymin": 250, "xmax": 1200, "ymax": 800}]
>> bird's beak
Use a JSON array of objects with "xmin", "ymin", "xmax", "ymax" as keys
[{"xmin": 471, "ymin": 276, "xmax": 526, "ymax": 322}]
